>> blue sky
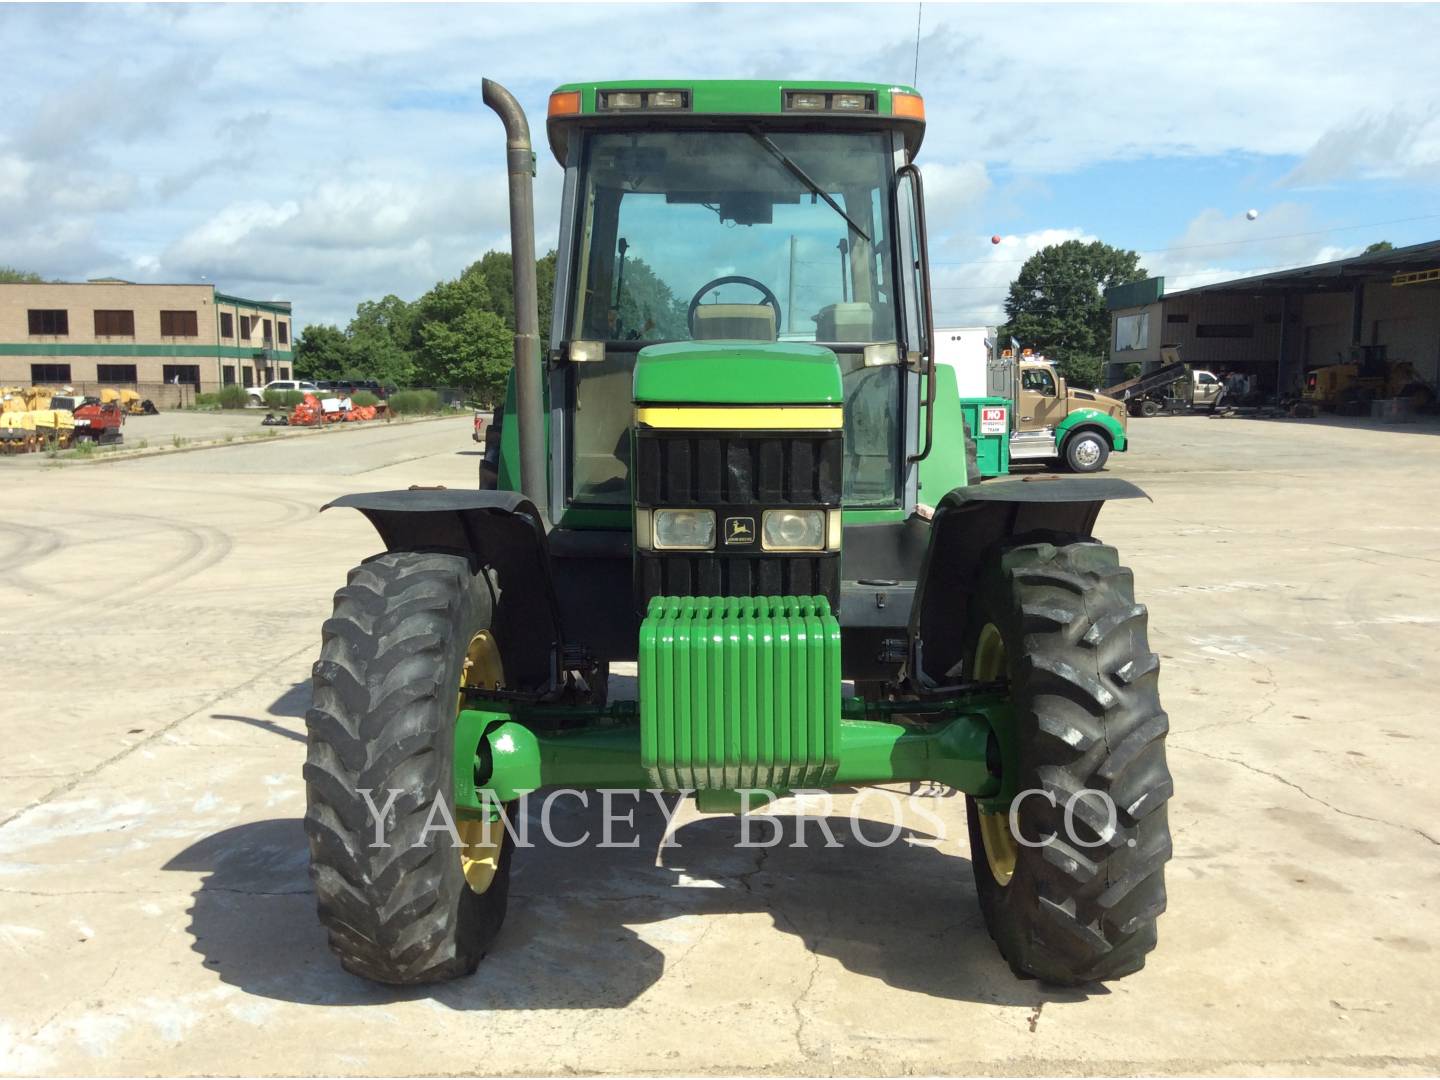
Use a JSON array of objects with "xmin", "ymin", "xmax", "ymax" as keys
[{"xmin": 2, "ymin": 2, "xmax": 1438, "ymax": 330}]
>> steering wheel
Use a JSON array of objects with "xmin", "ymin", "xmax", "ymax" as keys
[{"xmin": 687, "ymin": 276, "xmax": 782, "ymax": 338}]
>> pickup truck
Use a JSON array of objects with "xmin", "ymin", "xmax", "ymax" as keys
[
  {"xmin": 245, "ymin": 379, "xmax": 320, "ymax": 406},
  {"xmin": 1101, "ymin": 348, "xmax": 1223, "ymax": 416}
]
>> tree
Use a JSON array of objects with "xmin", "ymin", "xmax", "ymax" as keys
[
  {"xmin": 417, "ymin": 308, "xmax": 513, "ymax": 404},
  {"xmin": 1363, "ymin": 241, "xmax": 1394, "ymax": 255},
  {"xmin": 998, "ymin": 240, "xmax": 1147, "ymax": 385},
  {"xmin": 612, "ymin": 256, "xmax": 688, "ymax": 340},
  {"xmin": 293, "ymin": 323, "xmax": 351, "ymax": 380},
  {"xmin": 347, "ymin": 294, "xmax": 418, "ymax": 386},
  {"xmin": 0, "ymin": 266, "xmax": 43, "ymax": 283},
  {"xmin": 297, "ymin": 248, "xmax": 558, "ymax": 392}
]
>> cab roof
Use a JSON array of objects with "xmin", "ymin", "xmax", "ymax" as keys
[{"xmin": 546, "ymin": 79, "xmax": 925, "ymax": 163}]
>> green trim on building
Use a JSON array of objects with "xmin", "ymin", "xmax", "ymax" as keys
[
  {"xmin": 1104, "ymin": 277, "xmax": 1164, "ymax": 311},
  {"xmin": 0, "ymin": 343, "xmax": 292, "ymax": 358},
  {"xmin": 214, "ymin": 292, "xmax": 293, "ymax": 316}
]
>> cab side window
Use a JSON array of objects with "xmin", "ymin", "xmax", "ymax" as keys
[{"xmin": 1022, "ymin": 369, "xmax": 1056, "ymax": 396}]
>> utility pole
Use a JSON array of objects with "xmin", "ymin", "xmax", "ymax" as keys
[{"xmin": 787, "ymin": 234, "xmax": 797, "ymax": 334}]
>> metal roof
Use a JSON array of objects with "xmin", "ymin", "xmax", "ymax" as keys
[{"xmin": 1164, "ymin": 238, "xmax": 1440, "ymax": 297}]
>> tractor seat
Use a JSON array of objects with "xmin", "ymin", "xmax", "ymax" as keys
[{"xmin": 692, "ymin": 304, "xmax": 776, "ymax": 342}]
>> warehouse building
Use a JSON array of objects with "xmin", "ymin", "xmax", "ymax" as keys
[
  {"xmin": 0, "ymin": 280, "xmax": 295, "ymax": 397},
  {"xmin": 1105, "ymin": 240, "xmax": 1440, "ymax": 394}
]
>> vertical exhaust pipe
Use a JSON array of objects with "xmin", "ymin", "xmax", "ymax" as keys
[{"xmin": 482, "ymin": 78, "xmax": 546, "ymax": 513}]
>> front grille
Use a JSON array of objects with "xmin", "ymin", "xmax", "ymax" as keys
[
  {"xmin": 634, "ymin": 431, "xmax": 841, "ymax": 507},
  {"xmin": 634, "ymin": 429, "xmax": 842, "ymax": 609},
  {"xmin": 639, "ymin": 552, "xmax": 840, "ymax": 601}
]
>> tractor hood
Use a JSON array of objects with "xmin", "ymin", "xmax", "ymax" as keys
[{"xmin": 632, "ymin": 341, "xmax": 843, "ymax": 405}]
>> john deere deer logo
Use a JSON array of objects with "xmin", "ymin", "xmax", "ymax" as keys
[{"xmin": 724, "ymin": 516, "xmax": 755, "ymax": 544}]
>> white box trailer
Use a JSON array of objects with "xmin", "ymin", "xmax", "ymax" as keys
[{"xmin": 933, "ymin": 326, "xmax": 994, "ymax": 398}]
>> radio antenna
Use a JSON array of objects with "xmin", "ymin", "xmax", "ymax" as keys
[{"xmin": 912, "ymin": 2, "xmax": 923, "ymax": 86}]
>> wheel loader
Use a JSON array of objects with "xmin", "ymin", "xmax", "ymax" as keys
[{"xmin": 305, "ymin": 79, "xmax": 1172, "ymax": 988}]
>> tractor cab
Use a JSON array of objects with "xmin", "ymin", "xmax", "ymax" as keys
[{"xmin": 539, "ymin": 82, "xmax": 934, "ymax": 525}]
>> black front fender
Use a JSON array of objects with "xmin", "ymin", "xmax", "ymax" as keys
[
  {"xmin": 324, "ymin": 489, "xmax": 560, "ymax": 691},
  {"xmin": 911, "ymin": 476, "xmax": 1148, "ymax": 683}
]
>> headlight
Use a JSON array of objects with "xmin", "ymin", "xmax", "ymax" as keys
[
  {"xmin": 652, "ymin": 508, "xmax": 716, "ymax": 550},
  {"xmin": 761, "ymin": 509, "xmax": 825, "ymax": 551}
]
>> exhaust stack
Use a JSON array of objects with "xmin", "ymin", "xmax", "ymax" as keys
[{"xmin": 481, "ymin": 78, "xmax": 546, "ymax": 513}]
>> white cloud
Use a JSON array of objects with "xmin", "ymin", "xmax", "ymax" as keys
[
  {"xmin": 0, "ymin": 3, "xmax": 1436, "ymax": 325},
  {"xmin": 930, "ymin": 227, "xmax": 1097, "ymax": 328},
  {"xmin": 1149, "ymin": 204, "xmax": 1364, "ymax": 293},
  {"xmin": 1283, "ymin": 108, "xmax": 1440, "ymax": 187}
]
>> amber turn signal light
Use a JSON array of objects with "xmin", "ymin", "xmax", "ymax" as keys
[
  {"xmin": 548, "ymin": 91, "xmax": 581, "ymax": 117},
  {"xmin": 891, "ymin": 91, "xmax": 925, "ymax": 120}
]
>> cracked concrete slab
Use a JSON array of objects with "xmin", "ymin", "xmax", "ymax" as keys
[{"xmin": 1, "ymin": 413, "xmax": 1439, "ymax": 1075}]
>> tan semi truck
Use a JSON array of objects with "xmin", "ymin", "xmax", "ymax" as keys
[{"xmin": 989, "ymin": 350, "xmax": 1130, "ymax": 473}]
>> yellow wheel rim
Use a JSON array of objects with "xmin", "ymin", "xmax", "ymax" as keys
[
  {"xmin": 974, "ymin": 623, "xmax": 1017, "ymax": 887},
  {"xmin": 457, "ymin": 630, "xmax": 506, "ymax": 895}
]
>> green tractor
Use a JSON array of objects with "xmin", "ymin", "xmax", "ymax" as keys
[{"xmin": 304, "ymin": 79, "xmax": 1171, "ymax": 987}]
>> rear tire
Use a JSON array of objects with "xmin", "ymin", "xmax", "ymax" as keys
[
  {"xmin": 1138, "ymin": 398, "xmax": 1160, "ymax": 418},
  {"xmin": 962, "ymin": 534, "xmax": 1171, "ymax": 985},
  {"xmin": 305, "ymin": 551, "xmax": 513, "ymax": 984},
  {"xmin": 1062, "ymin": 430, "xmax": 1110, "ymax": 473}
]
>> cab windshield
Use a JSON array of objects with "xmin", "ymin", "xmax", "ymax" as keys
[
  {"xmin": 573, "ymin": 129, "xmax": 898, "ymax": 343},
  {"xmin": 567, "ymin": 128, "xmax": 906, "ymax": 509}
]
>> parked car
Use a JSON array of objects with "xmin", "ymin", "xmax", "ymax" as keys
[
  {"xmin": 313, "ymin": 379, "xmax": 391, "ymax": 400},
  {"xmin": 246, "ymin": 379, "xmax": 320, "ymax": 406}
]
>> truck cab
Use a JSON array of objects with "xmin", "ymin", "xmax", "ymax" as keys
[{"xmin": 1003, "ymin": 353, "xmax": 1128, "ymax": 472}]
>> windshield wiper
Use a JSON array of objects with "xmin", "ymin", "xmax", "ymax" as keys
[{"xmin": 747, "ymin": 129, "xmax": 871, "ymax": 244}]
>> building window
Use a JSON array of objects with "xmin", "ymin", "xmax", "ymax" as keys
[
  {"xmin": 27, "ymin": 309, "xmax": 69, "ymax": 335},
  {"xmin": 277, "ymin": 321, "xmax": 289, "ymax": 344},
  {"xmin": 94, "ymin": 310, "xmax": 136, "ymax": 336},
  {"xmin": 263, "ymin": 318, "xmax": 273, "ymax": 344},
  {"xmin": 97, "ymin": 364, "xmax": 138, "ymax": 382},
  {"xmin": 1114, "ymin": 312, "xmax": 1149, "ymax": 352},
  {"xmin": 159, "ymin": 310, "xmax": 199, "ymax": 337},
  {"xmin": 222, "ymin": 366, "xmax": 236, "ymax": 385},
  {"xmin": 220, "ymin": 312, "xmax": 234, "ymax": 338},
  {"xmin": 1166, "ymin": 313, "xmax": 1190, "ymax": 324},
  {"xmin": 242, "ymin": 366, "xmax": 254, "ymax": 385},
  {"xmin": 278, "ymin": 366, "xmax": 290, "ymax": 379},
  {"xmin": 162, "ymin": 364, "xmax": 201, "ymax": 387},
  {"xmin": 30, "ymin": 363, "xmax": 72, "ymax": 382},
  {"xmin": 1196, "ymin": 323, "xmax": 1254, "ymax": 339},
  {"xmin": 239, "ymin": 315, "xmax": 252, "ymax": 340}
]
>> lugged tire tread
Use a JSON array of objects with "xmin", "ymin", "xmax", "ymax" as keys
[
  {"xmin": 304, "ymin": 551, "xmax": 510, "ymax": 985},
  {"xmin": 965, "ymin": 534, "xmax": 1172, "ymax": 986}
]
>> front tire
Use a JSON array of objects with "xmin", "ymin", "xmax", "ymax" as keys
[
  {"xmin": 1062, "ymin": 430, "xmax": 1109, "ymax": 473},
  {"xmin": 963, "ymin": 535, "xmax": 1171, "ymax": 985},
  {"xmin": 304, "ymin": 551, "xmax": 514, "ymax": 984}
]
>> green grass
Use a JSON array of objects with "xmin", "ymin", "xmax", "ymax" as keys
[
  {"xmin": 351, "ymin": 390, "xmax": 379, "ymax": 407},
  {"xmin": 172, "ymin": 435, "xmax": 187, "ymax": 448},
  {"xmin": 263, "ymin": 389, "xmax": 308, "ymax": 409},
  {"xmin": 388, "ymin": 389, "xmax": 442, "ymax": 416}
]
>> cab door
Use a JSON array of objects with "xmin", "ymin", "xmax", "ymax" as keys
[
  {"xmin": 1011, "ymin": 366, "xmax": 1065, "ymax": 458},
  {"xmin": 1193, "ymin": 371, "xmax": 1220, "ymax": 407}
]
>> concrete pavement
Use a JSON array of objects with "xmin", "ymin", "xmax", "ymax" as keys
[{"xmin": 1, "ymin": 413, "xmax": 1437, "ymax": 1075}]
